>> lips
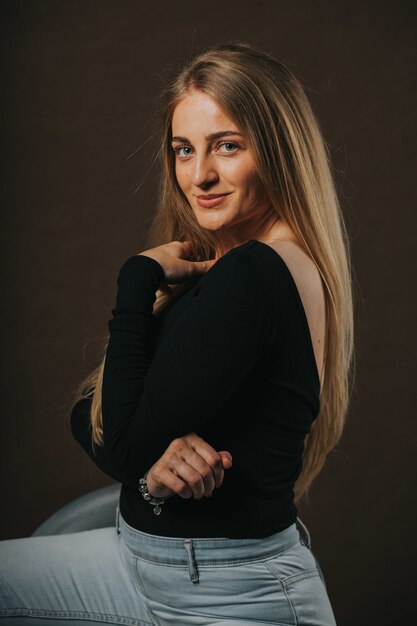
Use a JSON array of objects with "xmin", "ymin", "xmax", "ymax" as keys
[{"xmin": 195, "ymin": 192, "xmax": 231, "ymax": 208}]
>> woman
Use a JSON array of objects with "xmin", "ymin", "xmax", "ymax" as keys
[{"xmin": 0, "ymin": 41, "xmax": 354, "ymax": 625}]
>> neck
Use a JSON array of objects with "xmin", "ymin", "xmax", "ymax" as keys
[{"xmin": 212, "ymin": 215, "xmax": 297, "ymax": 260}]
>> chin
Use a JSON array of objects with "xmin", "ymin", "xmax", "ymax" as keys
[
  {"xmin": 195, "ymin": 209, "xmax": 234, "ymax": 228},
  {"xmin": 197, "ymin": 218, "xmax": 230, "ymax": 233}
]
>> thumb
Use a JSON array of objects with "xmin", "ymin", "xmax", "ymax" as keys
[
  {"xmin": 192, "ymin": 258, "xmax": 218, "ymax": 274},
  {"xmin": 219, "ymin": 451, "xmax": 233, "ymax": 467}
]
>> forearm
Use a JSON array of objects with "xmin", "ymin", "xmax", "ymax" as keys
[{"xmin": 70, "ymin": 397, "xmax": 141, "ymax": 489}]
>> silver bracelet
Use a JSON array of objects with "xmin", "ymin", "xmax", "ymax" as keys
[{"xmin": 138, "ymin": 471, "xmax": 166, "ymax": 516}]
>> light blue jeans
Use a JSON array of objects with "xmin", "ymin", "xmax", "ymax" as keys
[{"xmin": 0, "ymin": 504, "xmax": 337, "ymax": 625}]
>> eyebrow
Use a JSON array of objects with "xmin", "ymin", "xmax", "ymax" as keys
[{"xmin": 171, "ymin": 130, "xmax": 243, "ymax": 143}]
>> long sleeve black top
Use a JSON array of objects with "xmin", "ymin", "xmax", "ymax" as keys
[{"xmin": 70, "ymin": 239, "xmax": 320, "ymax": 538}]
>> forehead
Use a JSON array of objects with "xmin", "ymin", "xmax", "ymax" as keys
[{"xmin": 171, "ymin": 90, "xmax": 239, "ymax": 135}]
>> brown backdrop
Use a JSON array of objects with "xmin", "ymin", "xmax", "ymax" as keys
[{"xmin": 1, "ymin": 1, "xmax": 416, "ymax": 624}]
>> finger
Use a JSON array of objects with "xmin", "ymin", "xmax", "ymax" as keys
[
  {"xmin": 188, "ymin": 259, "xmax": 218, "ymax": 276},
  {"xmin": 219, "ymin": 451, "xmax": 233, "ymax": 471},
  {"xmin": 187, "ymin": 439, "xmax": 224, "ymax": 492},
  {"xmin": 171, "ymin": 458, "xmax": 208, "ymax": 499},
  {"xmin": 149, "ymin": 465, "xmax": 192, "ymax": 499},
  {"xmin": 158, "ymin": 284, "xmax": 173, "ymax": 295},
  {"xmin": 179, "ymin": 240, "xmax": 193, "ymax": 257},
  {"xmin": 183, "ymin": 447, "xmax": 218, "ymax": 496},
  {"xmin": 170, "ymin": 435, "xmax": 224, "ymax": 496}
]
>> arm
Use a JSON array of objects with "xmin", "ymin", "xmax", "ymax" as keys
[
  {"xmin": 70, "ymin": 396, "xmax": 140, "ymax": 488},
  {"xmin": 102, "ymin": 251, "xmax": 272, "ymax": 474}
]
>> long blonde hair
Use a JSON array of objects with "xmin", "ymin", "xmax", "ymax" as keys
[{"xmin": 68, "ymin": 41, "xmax": 355, "ymax": 504}]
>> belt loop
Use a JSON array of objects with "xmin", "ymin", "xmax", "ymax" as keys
[
  {"xmin": 184, "ymin": 539, "xmax": 199, "ymax": 583},
  {"xmin": 115, "ymin": 504, "xmax": 121, "ymax": 536},
  {"xmin": 296, "ymin": 516, "xmax": 312, "ymax": 549}
]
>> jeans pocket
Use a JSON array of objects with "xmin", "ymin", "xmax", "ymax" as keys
[
  {"xmin": 118, "ymin": 538, "xmax": 144, "ymax": 592},
  {"xmin": 283, "ymin": 569, "xmax": 337, "ymax": 626},
  {"xmin": 259, "ymin": 542, "xmax": 337, "ymax": 626}
]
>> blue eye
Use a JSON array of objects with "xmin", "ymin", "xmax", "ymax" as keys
[
  {"xmin": 218, "ymin": 141, "xmax": 239, "ymax": 152},
  {"xmin": 173, "ymin": 140, "xmax": 241, "ymax": 158},
  {"xmin": 175, "ymin": 146, "xmax": 193, "ymax": 157}
]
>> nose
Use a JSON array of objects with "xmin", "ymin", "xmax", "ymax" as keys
[{"xmin": 190, "ymin": 153, "xmax": 219, "ymax": 188}]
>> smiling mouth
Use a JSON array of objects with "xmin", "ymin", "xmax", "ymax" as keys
[
  {"xmin": 195, "ymin": 193, "xmax": 231, "ymax": 208},
  {"xmin": 196, "ymin": 193, "xmax": 231, "ymax": 199}
]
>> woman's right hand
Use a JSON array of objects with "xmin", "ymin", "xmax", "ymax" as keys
[
  {"xmin": 145, "ymin": 432, "xmax": 233, "ymax": 500},
  {"xmin": 138, "ymin": 240, "xmax": 217, "ymax": 284}
]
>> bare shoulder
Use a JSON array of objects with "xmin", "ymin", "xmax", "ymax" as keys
[
  {"xmin": 266, "ymin": 239, "xmax": 322, "ymax": 293},
  {"xmin": 263, "ymin": 239, "xmax": 326, "ymax": 383}
]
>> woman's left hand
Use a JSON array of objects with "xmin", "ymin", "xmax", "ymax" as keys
[
  {"xmin": 145, "ymin": 432, "xmax": 233, "ymax": 500},
  {"xmin": 137, "ymin": 240, "xmax": 217, "ymax": 285}
]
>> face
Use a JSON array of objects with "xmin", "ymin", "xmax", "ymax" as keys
[{"xmin": 171, "ymin": 89, "xmax": 274, "ymax": 249}]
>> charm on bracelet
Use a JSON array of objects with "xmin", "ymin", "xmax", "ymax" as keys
[{"xmin": 138, "ymin": 473, "xmax": 166, "ymax": 516}]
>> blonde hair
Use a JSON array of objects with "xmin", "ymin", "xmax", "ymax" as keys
[{"xmin": 67, "ymin": 41, "xmax": 355, "ymax": 504}]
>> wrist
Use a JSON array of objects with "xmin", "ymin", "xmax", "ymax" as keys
[{"xmin": 138, "ymin": 470, "xmax": 166, "ymax": 516}]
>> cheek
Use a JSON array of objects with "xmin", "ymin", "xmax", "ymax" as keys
[
  {"xmin": 237, "ymin": 168, "xmax": 262, "ymax": 197},
  {"xmin": 229, "ymin": 156, "xmax": 258, "ymax": 185}
]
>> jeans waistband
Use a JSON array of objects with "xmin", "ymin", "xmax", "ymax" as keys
[{"xmin": 115, "ymin": 505, "xmax": 307, "ymax": 567}]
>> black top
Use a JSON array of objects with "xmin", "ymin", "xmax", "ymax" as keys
[{"xmin": 70, "ymin": 239, "xmax": 320, "ymax": 538}]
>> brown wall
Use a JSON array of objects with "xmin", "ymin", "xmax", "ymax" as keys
[{"xmin": 1, "ymin": 1, "xmax": 416, "ymax": 624}]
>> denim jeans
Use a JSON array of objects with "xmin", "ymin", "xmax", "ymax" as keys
[{"xmin": 0, "ymin": 504, "xmax": 337, "ymax": 625}]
